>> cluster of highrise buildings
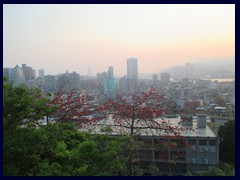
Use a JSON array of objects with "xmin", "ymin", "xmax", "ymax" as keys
[
  {"xmin": 3, "ymin": 57, "xmax": 235, "ymax": 175},
  {"xmin": 4, "ymin": 64, "xmax": 40, "ymax": 88},
  {"xmin": 2, "ymin": 58, "xmax": 187, "ymax": 98}
]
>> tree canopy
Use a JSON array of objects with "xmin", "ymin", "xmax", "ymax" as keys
[
  {"xmin": 186, "ymin": 164, "xmax": 235, "ymax": 176},
  {"xmin": 218, "ymin": 120, "xmax": 235, "ymax": 166},
  {"xmin": 3, "ymin": 78, "xmax": 128, "ymax": 176},
  {"xmin": 3, "ymin": 122, "xmax": 129, "ymax": 175}
]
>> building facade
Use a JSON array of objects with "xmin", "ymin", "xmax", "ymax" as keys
[
  {"xmin": 38, "ymin": 69, "xmax": 45, "ymax": 79},
  {"xmin": 44, "ymin": 75, "xmax": 56, "ymax": 93},
  {"xmin": 127, "ymin": 57, "xmax": 138, "ymax": 80},
  {"xmin": 108, "ymin": 66, "xmax": 114, "ymax": 79},
  {"xmin": 22, "ymin": 64, "xmax": 36, "ymax": 81},
  {"xmin": 56, "ymin": 71, "xmax": 80, "ymax": 93},
  {"xmin": 8, "ymin": 65, "xmax": 26, "ymax": 86},
  {"xmin": 82, "ymin": 115, "xmax": 219, "ymax": 176},
  {"xmin": 136, "ymin": 116, "xmax": 218, "ymax": 175},
  {"xmin": 160, "ymin": 73, "xmax": 170, "ymax": 84},
  {"xmin": 104, "ymin": 66, "xmax": 115, "ymax": 98}
]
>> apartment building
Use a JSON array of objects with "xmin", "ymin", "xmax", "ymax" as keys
[
  {"xmin": 81, "ymin": 115, "xmax": 219, "ymax": 175},
  {"xmin": 135, "ymin": 120, "xmax": 218, "ymax": 175}
]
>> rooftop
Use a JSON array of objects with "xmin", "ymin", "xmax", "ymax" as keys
[{"xmin": 79, "ymin": 116, "xmax": 217, "ymax": 138}]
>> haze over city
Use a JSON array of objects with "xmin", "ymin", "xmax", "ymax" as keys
[
  {"xmin": 3, "ymin": 4, "xmax": 235, "ymax": 76},
  {"xmin": 3, "ymin": 4, "xmax": 236, "ymax": 176}
]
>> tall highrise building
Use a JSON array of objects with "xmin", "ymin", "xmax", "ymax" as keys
[
  {"xmin": 22, "ymin": 64, "xmax": 36, "ymax": 80},
  {"xmin": 56, "ymin": 72, "xmax": 80, "ymax": 93},
  {"xmin": 38, "ymin": 69, "xmax": 45, "ymax": 78},
  {"xmin": 119, "ymin": 76, "xmax": 128, "ymax": 94},
  {"xmin": 108, "ymin": 66, "xmax": 114, "ymax": 78},
  {"xmin": 22, "ymin": 64, "xmax": 27, "ymax": 77},
  {"xmin": 127, "ymin": 57, "xmax": 138, "ymax": 79},
  {"xmin": 69, "ymin": 71, "xmax": 80, "ymax": 91},
  {"xmin": 104, "ymin": 78, "xmax": 115, "ymax": 98},
  {"xmin": 3, "ymin": 68, "xmax": 10, "ymax": 78},
  {"xmin": 44, "ymin": 75, "xmax": 56, "ymax": 92},
  {"xmin": 104, "ymin": 66, "xmax": 115, "ymax": 98},
  {"xmin": 97, "ymin": 71, "xmax": 107, "ymax": 82},
  {"xmin": 8, "ymin": 65, "xmax": 26, "ymax": 86}
]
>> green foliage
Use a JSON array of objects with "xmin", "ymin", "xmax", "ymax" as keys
[
  {"xmin": 36, "ymin": 162, "xmax": 66, "ymax": 176},
  {"xmin": 3, "ymin": 77, "xmax": 138, "ymax": 176},
  {"xmin": 218, "ymin": 121, "xmax": 235, "ymax": 165},
  {"xmin": 3, "ymin": 78, "xmax": 55, "ymax": 132},
  {"xmin": 4, "ymin": 122, "xmax": 128, "ymax": 176},
  {"xmin": 147, "ymin": 164, "xmax": 162, "ymax": 176},
  {"xmin": 186, "ymin": 163, "xmax": 235, "ymax": 176},
  {"xmin": 70, "ymin": 134, "xmax": 127, "ymax": 175}
]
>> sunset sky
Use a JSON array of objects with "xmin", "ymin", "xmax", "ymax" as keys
[{"xmin": 3, "ymin": 4, "xmax": 235, "ymax": 76}]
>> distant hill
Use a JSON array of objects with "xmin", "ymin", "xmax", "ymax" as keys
[
  {"xmin": 208, "ymin": 69, "xmax": 234, "ymax": 78},
  {"xmin": 159, "ymin": 57, "xmax": 235, "ymax": 79}
]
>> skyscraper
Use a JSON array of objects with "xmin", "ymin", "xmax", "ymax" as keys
[
  {"xmin": 104, "ymin": 66, "xmax": 115, "ymax": 98},
  {"xmin": 38, "ymin": 69, "xmax": 45, "ymax": 78},
  {"xmin": 9, "ymin": 65, "xmax": 26, "ymax": 86},
  {"xmin": 127, "ymin": 57, "xmax": 138, "ymax": 79},
  {"xmin": 22, "ymin": 64, "xmax": 36, "ymax": 80},
  {"xmin": 44, "ymin": 75, "xmax": 56, "ymax": 92},
  {"xmin": 107, "ymin": 66, "xmax": 114, "ymax": 78}
]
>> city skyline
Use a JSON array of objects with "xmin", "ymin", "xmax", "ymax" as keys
[{"xmin": 3, "ymin": 4, "xmax": 235, "ymax": 76}]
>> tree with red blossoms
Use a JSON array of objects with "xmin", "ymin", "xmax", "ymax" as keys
[
  {"xmin": 50, "ymin": 86, "xmax": 197, "ymax": 175},
  {"xmin": 94, "ymin": 88, "xmax": 200, "ymax": 175},
  {"xmin": 46, "ymin": 87, "xmax": 92, "ymax": 125},
  {"xmin": 95, "ymin": 88, "xmax": 183, "ymax": 137}
]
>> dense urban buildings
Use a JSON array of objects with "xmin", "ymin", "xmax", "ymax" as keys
[
  {"xmin": 44, "ymin": 75, "xmax": 56, "ymax": 92},
  {"xmin": 160, "ymin": 73, "xmax": 170, "ymax": 84},
  {"xmin": 56, "ymin": 71, "xmax": 80, "ymax": 93},
  {"xmin": 7, "ymin": 65, "xmax": 26, "ymax": 86},
  {"xmin": 3, "ymin": 60, "xmax": 235, "ymax": 175}
]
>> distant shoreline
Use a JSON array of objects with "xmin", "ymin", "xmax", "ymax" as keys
[{"xmin": 200, "ymin": 78, "xmax": 235, "ymax": 82}]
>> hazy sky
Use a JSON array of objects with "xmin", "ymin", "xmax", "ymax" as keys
[{"xmin": 3, "ymin": 4, "xmax": 235, "ymax": 76}]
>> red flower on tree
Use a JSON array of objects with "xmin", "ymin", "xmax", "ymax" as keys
[
  {"xmin": 46, "ymin": 86, "xmax": 92, "ymax": 125},
  {"xmin": 92, "ymin": 88, "xmax": 182, "ymax": 137}
]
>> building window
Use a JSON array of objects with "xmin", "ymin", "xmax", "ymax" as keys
[
  {"xmin": 188, "ymin": 140, "xmax": 196, "ymax": 145},
  {"xmin": 192, "ymin": 158, "xmax": 197, "ymax": 164},
  {"xmin": 209, "ymin": 140, "xmax": 216, "ymax": 146},
  {"xmin": 199, "ymin": 140, "xmax": 207, "ymax": 146}
]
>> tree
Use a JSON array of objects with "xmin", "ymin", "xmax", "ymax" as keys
[
  {"xmin": 94, "ymin": 88, "xmax": 182, "ymax": 137},
  {"xmin": 80, "ymin": 88, "xmax": 188, "ymax": 175},
  {"xmin": 3, "ymin": 78, "xmax": 128, "ymax": 176},
  {"xmin": 3, "ymin": 77, "xmax": 56, "ymax": 131},
  {"xmin": 186, "ymin": 163, "xmax": 235, "ymax": 176},
  {"xmin": 46, "ymin": 86, "xmax": 90, "ymax": 124},
  {"xmin": 4, "ymin": 121, "xmax": 128, "ymax": 176},
  {"xmin": 218, "ymin": 120, "xmax": 235, "ymax": 165},
  {"xmin": 70, "ymin": 131, "xmax": 128, "ymax": 175},
  {"xmin": 3, "ymin": 79, "xmax": 193, "ymax": 176}
]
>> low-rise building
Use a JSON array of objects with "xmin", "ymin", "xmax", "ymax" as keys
[{"xmin": 80, "ymin": 115, "xmax": 219, "ymax": 175}]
